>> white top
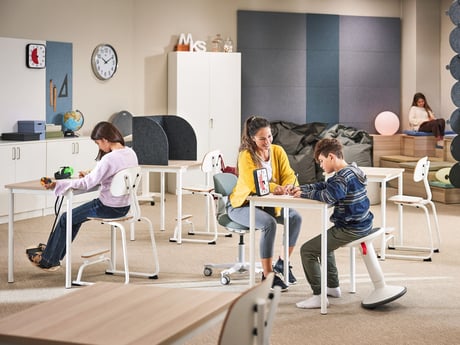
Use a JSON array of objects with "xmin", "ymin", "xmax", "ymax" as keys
[
  {"xmin": 54, "ymin": 147, "xmax": 138, "ymax": 207},
  {"xmin": 408, "ymin": 106, "xmax": 434, "ymax": 131}
]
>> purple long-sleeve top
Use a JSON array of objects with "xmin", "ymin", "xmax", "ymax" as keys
[{"xmin": 53, "ymin": 147, "xmax": 138, "ymax": 208}]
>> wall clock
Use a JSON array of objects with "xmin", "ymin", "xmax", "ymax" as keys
[
  {"xmin": 26, "ymin": 43, "xmax": 46, "ymax": 69},
  {"xmin": 91, "ymin": 43, "xmax": 118, "ymax": 80}
]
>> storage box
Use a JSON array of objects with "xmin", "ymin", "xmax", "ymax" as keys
[{"xmin": 18, "ymin": 120, "xmax": 45, "ymax": 140}]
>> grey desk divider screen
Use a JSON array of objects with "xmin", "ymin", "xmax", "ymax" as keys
[{"xmin": 132, "ymin": 115, "xmax": 197, "ymax": 165}]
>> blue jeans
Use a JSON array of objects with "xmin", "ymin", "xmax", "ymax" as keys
[
  {"xmin": 227, "ymin": 204, "xmax": 302, "ymax": 259},
  {"xmin": 40, "ymin": 198, "xmax": 130, "ymax": 268}
]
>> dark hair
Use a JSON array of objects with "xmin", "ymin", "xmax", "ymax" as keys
[
  {"xmin": 90, "ymin": 121, "xmax": 125, "ymax": 160},
  {"xmin": 412, "ymin": 92, "xmax": 432, "ymax": 113},
  {"xmin": 240, "ymin": 115, "xmax": 271, "ymax": 165},
  {"xmin": 314, "ymin": 138, "xmax": 343, "ymax": 162}
]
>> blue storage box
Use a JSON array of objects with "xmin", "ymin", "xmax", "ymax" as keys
[{"xmin": 18, "ymin": 120, "xmax": 45, "ymax": 140}]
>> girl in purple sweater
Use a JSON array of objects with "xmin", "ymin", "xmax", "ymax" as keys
[{"xmin": 27, "ymin": 121, "xmax": 138, "ymax": 271}]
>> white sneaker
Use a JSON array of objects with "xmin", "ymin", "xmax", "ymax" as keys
[
  {"xmin": 327, "ymin": 287, "xmax": 342, "ymax": 298},
  {"xmin": 296, "ymin": 295, "xmax": 329, "ymax": 309}
]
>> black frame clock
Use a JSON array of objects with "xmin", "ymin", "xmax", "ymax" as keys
[{"xmin": 26, "ymin": 43, "xmax": 46, "ymax": 69}]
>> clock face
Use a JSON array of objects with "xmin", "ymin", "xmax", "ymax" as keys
[
  {"xmin": 91, "ymin": 44, "xmax": 118, "ymax": 80},
  {"xmin": 26, "ymin": 44, "xmax": 46, "ymax": 68}
]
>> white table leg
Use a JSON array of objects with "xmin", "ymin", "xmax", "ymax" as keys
[
  {"xmin": 321, "ymin": 204, "xmax": 328, "ymax": 315},
  {"xmin": 175, "ymin": 170, "xmax": 183, "ymax": 244},
  {"xmin": 65, "ymin": 191, "xmax": 73, "ymax": 289},
  {"xmin": 8, "ymin": 190, "xmax": 14, "ymax": 283},
  {"xmin": 397, "ymin": 173, "xmax": 404, "ymax": 245},
  {"xmin": 160, "ymin": 172, "xmax": 165, "ymax": 231},
  {"xmin": 249, "ymin": 200, "xmax": 255, "ymax": 287},
  {"xmin": 379, "ymin": 180, "xmax": 387, "ymax": 260},
  {"xmin": 283, "ymin": 207, "xmax": 289, "ymax": 286}
]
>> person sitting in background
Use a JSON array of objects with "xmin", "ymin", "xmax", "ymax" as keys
[
  {"xmin": 289, "ymin": 138, "xmax": 374, "ymax": 309},
  {"xmin": 227, "ymin": 115, "xmax": 302, "ymax": 291},
  {"xmin": 26, "ymin": 121, "xmax": 138, "ymax": 271},
  {"xmin": 408, "ymin": 92, "xmax": 446, "ymax": 148}
]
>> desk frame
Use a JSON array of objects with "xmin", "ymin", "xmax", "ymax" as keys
[
  {"xmin": 6, "ymin": 180, "xmax": 81, "ymax": 289},
  {"xmin": 360, "ymin": 167, "xmax": 404, "ymax": 259},
  {"xmin": 140, "ymin": 160, "xmax": 201, "ymax": 244},
  {"xmin": 248, "ymin": 195, "xmax": 330, "ymax": 314}
]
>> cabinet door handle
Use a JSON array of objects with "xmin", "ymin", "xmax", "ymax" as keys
[
  {"xmin": 75, "ymin": 142, "xmax": 79, "ymax": 154},
  {"xmin": 12, "ymin": 147, "xmax": 16, "ymax": 160},
  {"xmin": 16, "ymin": 147, "xmax": 20, "ymax": 160},
  {"xmin": 209, "ymin": 118, "xmax": 214, "ymax": 129}
]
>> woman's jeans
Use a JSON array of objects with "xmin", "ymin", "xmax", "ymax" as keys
[
  {"xmin": 227, "ymin": 204, "xmax": 302, "ymax": 259},
  {"xmin": 40, "ymin": 198, "xmax": 130, "ymax": 268}
]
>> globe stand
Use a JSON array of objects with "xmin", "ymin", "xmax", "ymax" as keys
[{"xmin": 64, "ymin": 130, "xmax": 78, "ymax": 137}]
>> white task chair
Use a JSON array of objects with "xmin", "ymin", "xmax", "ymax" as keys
[
  {"xmin": 345, "ymin": 228, "xmax": 407, "ymax": 309},
  {"xmin": 175, "ymin": 149, "xmax": 231, "ymax": 244},
  {"xmin": 72, "ymin": 166, "xmax": 160, "ymax": 285},
  {"xmin": 203, "ymin": 173, "xmax": 263, "ymax": 285},
  {"xmin": 386, "ymin": 156, "xmax": 441, "ymax": 261},
  {"xmin": 218, "ymin": 273, "xmax": 281, "ymax": 345}
]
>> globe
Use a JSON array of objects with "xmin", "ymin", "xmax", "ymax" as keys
[{"xmin": 62, "ymin": 110, "xmax": 84, "ymax": 134}]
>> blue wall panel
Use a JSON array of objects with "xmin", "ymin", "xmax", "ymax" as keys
[{"xmin": 306, "ymin": 14, "xmax": 339, "ymax": 125}]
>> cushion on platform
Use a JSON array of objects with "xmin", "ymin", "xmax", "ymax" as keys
[
  {"xmin": 429, "ymin": 181, "xmax": 456, "ymax": 189},
  {"xmin": 403, "ymin": 130, "xmax": 456, "ymax": 136}
]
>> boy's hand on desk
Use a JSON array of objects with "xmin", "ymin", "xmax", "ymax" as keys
[
  {"xmin": 44, "ymin": 181, "xmax": 56, "ymax": 190},
  {"xmin": 288, "ymin": 186, "xmax": 301, "ymax": 197}
]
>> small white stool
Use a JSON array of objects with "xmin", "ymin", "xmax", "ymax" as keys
[{"xmin": 345, "ymin": 228, "xmax": 407, "ymax": 309}]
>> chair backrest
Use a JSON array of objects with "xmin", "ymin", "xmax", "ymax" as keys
[
  {"xmin": 201, "ymin": 149, "xmax": 222, "ymax": 186},
  {"xmin": 213, "ymin": 172, "xmax": 237, "ymax": 216},
  {"xmin": 218, "ymin": 273, "xmax": 281, "ymax": 345},
  {"xmin": 110, "ymin": 166, "xmax": 142, "ymax": 221},
  {"xmin": 413, "ymin": 156, "xmax": 432, "ymax": 200}
]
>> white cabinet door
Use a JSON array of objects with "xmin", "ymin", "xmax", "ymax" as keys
[
  {"xmin": 168, "ymin": 52, "xmax": 241, "ymax": 170},
  {"xmin": 0, "ymin": 142, "xmax": 46, "ymax": 216}
]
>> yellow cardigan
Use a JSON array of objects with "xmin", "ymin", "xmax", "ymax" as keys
[{"xmin": 229, "ymin": 144, "xmax": 297, "ymax": 215}]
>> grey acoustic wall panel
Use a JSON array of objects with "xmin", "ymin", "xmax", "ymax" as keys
[
  {"xmin": 238, "ymin": 11, "xmax": 401, "ymax": 133},
  {"xmin": 238, "ymin": 11, "xmax": 306, "ymax": 125},
  {"xmin": 306, "ymin": 14, "xmax": 339, "ymax": 125},
  {"xmin": 339, "ymin": 16, "xmax": 401, "ymax": 133}
]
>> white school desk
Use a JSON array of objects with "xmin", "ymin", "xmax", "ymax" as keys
[
  {"xmin": 360, "ymin": 167, "xmax": 404, "ymax": 259},
  {"xmin": 5, "ymin": 180, "xmax": 96, "ymax": 289},
  {"xmin": 247, "ymin": 194, "xmax": 330, "ymax": 314},
  {"xmin": 140, "ymin": 160, "xmax": 201, "ymax": 243},
  {"xmin": 0, "ymin": 282, "xmax": 238, "ymax": 345}
]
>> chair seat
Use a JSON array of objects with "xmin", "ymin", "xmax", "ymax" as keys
[
  {"xmin": 218, "ymin": 214, "xmax": 249, "ymax": 233},
  {"xmin": 182, "ymin": 185, "xmax": 214, "ymax": 193},
  {"xmin": 345, "ymin": 228, "xmax": 384, "ymax": 248},
  {"xmin": 389, "ymin": 195, "xmax": 423, "ymax": 204},
  {"xmin": 88, "ymin": 215, "xmax": 134, "ymax": 223}
]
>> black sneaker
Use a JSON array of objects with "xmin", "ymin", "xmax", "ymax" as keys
[
  {"xmin": 262, "ymin": 272, "xmax": 289, "ymax": 292},
  {"xmin": 273, "ymin": 256, "xmax": 297, "ymax": 285}
]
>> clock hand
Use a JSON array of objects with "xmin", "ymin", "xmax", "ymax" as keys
[{"xmin": 104, "ymin": 56, "xmax": 114, "ymax": 64}]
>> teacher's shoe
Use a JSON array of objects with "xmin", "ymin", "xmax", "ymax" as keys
[
  {"xmin": 296, "ymin": 295, "xmax": 329, "ymax": 309},
  {"xmin": 262, "ymin": 272, "xmax": 289, "ymax": 292},
  {"xmin": 273, "ymin": 256, "xmax": 297, "ymax": 284}
]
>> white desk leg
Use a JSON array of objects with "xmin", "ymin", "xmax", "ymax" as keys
[
  {"xmin": 397, "ymin": 173, "xmax": 404, "ymax": 245},
  {"xmin": 249, "ymin": 200, "xmax": 255, "ymax": 287},
  {"xmin": 160, "ymin": 172, "xmax": 165, "ymax": 231},
  {"xmin": 380, "ymin": 180, "xmax": 387, "ymax": 260},
  {"xmin": 283, "ymin": 207, "xmax": 290, "ymax": 286},
  {"xmin": 65, "ymin": 192, "xmax": 73, "ymax": 289},
  {"xmin": 8, "ymin": 190, "xmax": 14, "ymax": 283},
  {"xmin": 321, "ymin": 205, "xmax": 328, "ymax": 315},
  {"xmin": 175, "ymin": 169, "xmax": 183, "ymax": 244}
]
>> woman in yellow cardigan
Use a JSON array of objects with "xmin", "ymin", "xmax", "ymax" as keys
[{"xmin": 228, "ymin": 116, "xmax": 302, "ymax": 291}]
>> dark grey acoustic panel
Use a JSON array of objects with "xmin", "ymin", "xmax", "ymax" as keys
[
  {"xmin": 241, "ymin": 86, "xmax": 306, "ymax": 124},
  {"xmin": 238, "ymin": 10, "xmax": 306, "ymax": 49},
  {"xmin": 238, "ymin": 10, "xmax": 307, "ymax": 125}
]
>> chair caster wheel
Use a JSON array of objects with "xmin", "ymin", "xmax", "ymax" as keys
[
  {"xmin": 221, "ymin": 275, "xmax": 230, "ymax": 285},
  {"xmin": 203, "ymin": 267, "xmax": 213, "ymax": 276}
]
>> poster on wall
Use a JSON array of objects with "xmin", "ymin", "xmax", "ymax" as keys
[{"xmin": 46, "ymin": 41, "xmax": 72, "ymax": 125}]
